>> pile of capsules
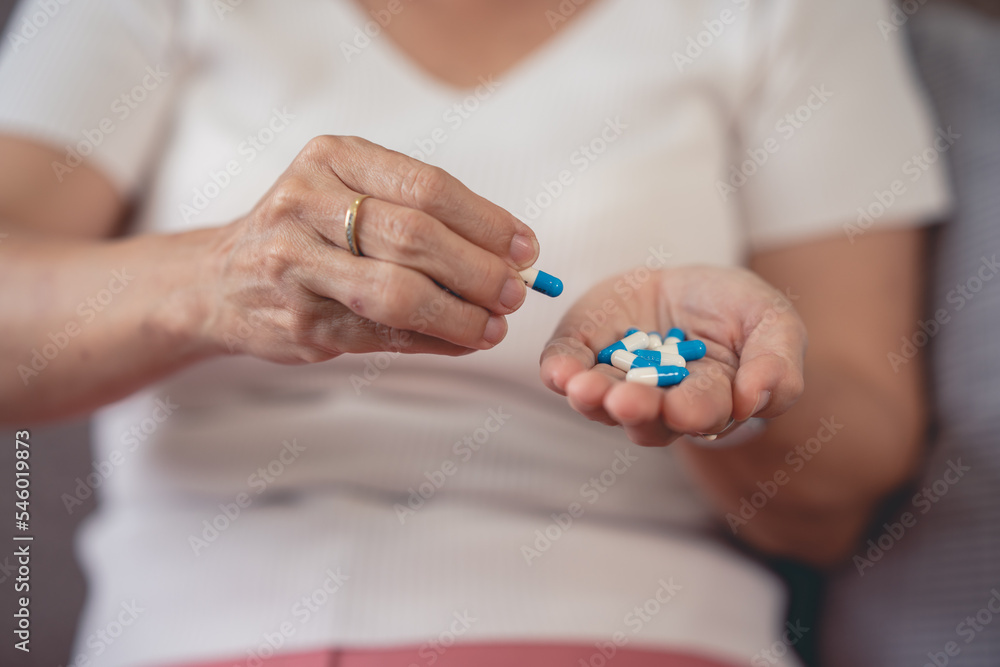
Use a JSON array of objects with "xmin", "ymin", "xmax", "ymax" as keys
[{"xmin": 597, "ymin": 327, "xmax": 706, "ymax": 387}]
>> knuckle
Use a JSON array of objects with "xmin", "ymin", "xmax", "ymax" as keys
[
  {"xmin": 400, "ymin": 164, "xmax": 450, "ymax": 210},
  {"xmin": 260, "ymin": 239, "xmax": 294, "ymax": 284},
  {"xmin": 338, "ymin": 135, "xmax": 370, "ymax": 152},
  {"xmin": 286, "ymin": 307, "xmax": 317, "ymax": 343},
  {"xmin": 452, "ymin": 253, "xmax": 503, "ymax": 304},
  {"xmin": 268, "ymin": 176, "xmax": 311, "ymax": 220},
  {"xmin": 479, "ymin": 257, "xmax": 511, "ymax": 303},
  {"xmin": 786, "ymin": 368, "xmax": 806, "ymax": 401},
  {"xmin": 407, "ymin": 289, "xmax": 449, "ymax": 332},
  {"xmin": 307, "ymin": 134, "xmax": 371, "ymax": 166},
  {"xmin": 371, "ymin": 264, "xmax": 417, "ymax": 319},
  {"xmin": 371, "ymin": 322, "xmax": 410, "ymax": 351},
  {"xmin": 301, "ymin": 135, "xmax": 339, "ymax": 162},
  {"xmin": 387, "ymin": 210, "xmax": 432, "ymax": 257},
  {"xmin": 459, "ymin": 309, "xmax": 490, "ymax": 345},
  {"xmin": 284, "ymin": 310, "xmax": 338, "ymax": 365}
]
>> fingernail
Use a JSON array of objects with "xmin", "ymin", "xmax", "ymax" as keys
[
  {"xmin": 509, "ymin": 233, "xmax": 539, "ymax": 268},
  {"xmin": 482, "ymin": 314, "xmax": 508, "ymax": 347},
  {"xmin": 499, "ymin": 275, "xmax": 527, "ymax": 312},
  {"xmin": 752, "ymin": 390, "xmax": 771, "ymax": 417}
]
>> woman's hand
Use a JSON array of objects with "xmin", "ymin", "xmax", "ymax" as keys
[
  {"xmin": 201, "ymin": 135, "xmax": 540, "ymax": 364},
  {"xmin": 540, "ymin": 266, "xmax": 807, "ymax": 447}
]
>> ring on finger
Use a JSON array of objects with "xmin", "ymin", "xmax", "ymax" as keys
[
  {"xmin": 344, "ymin": 194, "xmax": 371, "ymax": 257},
  {"xmin": 697, "ymin": 417, "xmax": 736, "ymax": 442}
]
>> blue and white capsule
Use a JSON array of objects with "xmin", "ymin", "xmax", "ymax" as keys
[
  {"xmin": 654, "ymin": 340, "xmax": 706, "ymax": 361},
  {"xmin": 664, "ymin": 328, "xmax": 685, "ymax": 345},
  {"xmin": 597, "ymin": 331, "xmax": 650, "ymax": 365},
  {"xmin": 625, "ymin": 327, "xmax": 641, "ymax": 336},
  {"xmin": 647, "ymin": 331, "xmax": 664, "ymax": 348},
  {"xmin": 520, "ymin": 267, "xmax": 564, "ymax": 298},
  {"xmin": 634, "ymin": 349, "xmax": 686, "ymax": 368},
  {"xmin": 609, "ymin": 349, "xmax": 657, "ymax": 372},
  {"xmin": 626, "ymin": 365, "xmax": 689, "ymax": 387}
]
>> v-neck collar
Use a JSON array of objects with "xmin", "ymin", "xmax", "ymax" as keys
[{"xmin": 336, "ymin": 0, "xmax": 627, "ymax": 99}]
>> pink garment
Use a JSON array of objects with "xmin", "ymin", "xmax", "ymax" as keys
[{"xmin": 172, "ymin": 643, "xmax": 741, "ymax": 667}]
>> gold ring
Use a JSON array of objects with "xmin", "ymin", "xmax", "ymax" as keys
[{"xmin": 344, "ymin": 194, "xmax": 371, "ymax": 257}]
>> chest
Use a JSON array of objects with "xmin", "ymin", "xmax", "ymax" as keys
[
  {"xmin": 160, "ymin": 0, "xmax": 751, "ymax": 268},
  {"xmin": 349, "ymin": 0, "xmax": 600, "ymax": 89}
]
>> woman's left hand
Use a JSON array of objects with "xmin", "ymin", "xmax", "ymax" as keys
[{"xmin": 540, "ymin": 266, "xmax": 808, "ymax": 446}]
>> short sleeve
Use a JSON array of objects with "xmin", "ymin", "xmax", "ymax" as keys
[
  {"xmin": 735, "ymin": 0, "xmax": 952, "ymax": 249},
  {"xmin": 0, "ymin": 0, "xmax": 186, "ymax": 196}
]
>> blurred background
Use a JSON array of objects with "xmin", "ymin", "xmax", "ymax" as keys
[{"xmin": 0, "ymin": 3, "xmax": 96, "ymax": 661}]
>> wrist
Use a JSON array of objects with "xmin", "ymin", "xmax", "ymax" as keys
[{"xmin": 141, "ymin": 226, "xmax": 231, "ymax": 361}]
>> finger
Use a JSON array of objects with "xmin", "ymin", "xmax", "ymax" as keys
[
  {"xmin": 603, "ymin": 377, "xmax": 685, "ymax": 447},
  {"xmin": 297, "ymin": 299, "xmax": 478, "ymax": 357},
  {"xmin": 271, "ymin": 169, "xmax": 527, "ymax": 315},
  {"xmin": 336, "ymin": 195, "xmax": 527, "ymax": 315},
  {"xmin": 539, "ymin": 335, "xmax": 595, "ymax": 395},
  {"xmin": 662, "ymin": 359, "xmax": 736, "ymax": 435},
  {"xmin": 305, "ymin": 136, "xmax": 540, "ymax": 268},
  {"xmin": 565, "ymin": 367, "xmax": 621, "ymax": 426},
  {"xmin": 227, "ymin": 294, "xmax": 475, "ymax": 363},
  {"xmin": 732, "ymin": 308, "xmax": 808, "ymax": 421},
  {"xmin": 346, "ymin": 329, "xmax": 475, "ymax": 356},
  {"xmin": 295, "ymin": 246, "xmax": 508, "ymax": 350},
  {"xmin": 603, "ymin": 380, "xmax": 665, "ymax": 427}
]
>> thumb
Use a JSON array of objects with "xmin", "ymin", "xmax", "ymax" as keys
[
  {"xmin": 540, "ymin": 334, "xmax": 596, "ymax": 396},
  {"xmin": 539, "ymin": 275, "xmax": 637, "ymax": 395},
  {"xmin": 731, "ymin": 307, "xmax": 807, "ymax": 421}
]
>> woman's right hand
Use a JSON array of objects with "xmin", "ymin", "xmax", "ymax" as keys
[{"xmin": 200, "ymin": 135, "xmax": 540, "ymax": 364}]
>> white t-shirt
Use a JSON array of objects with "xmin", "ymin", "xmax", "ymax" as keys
[{"xmin": 0, "ymin": 1, "xmax": 949, "ymax": 666}]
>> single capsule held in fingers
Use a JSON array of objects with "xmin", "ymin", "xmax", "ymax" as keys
[{"xmin": 520, "ymin": 267, "xmax": 564, "ymax": 297}]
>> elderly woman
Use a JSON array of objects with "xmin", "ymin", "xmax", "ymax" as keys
[{"xmin": 0, "ymin": 0, "xmax": 946, "ymax": 666}]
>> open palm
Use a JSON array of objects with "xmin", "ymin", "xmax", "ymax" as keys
[{"xmin": 540, "ymin": 266, "xmax": 807, "ymax": 447}]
